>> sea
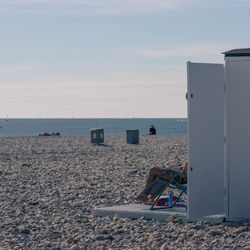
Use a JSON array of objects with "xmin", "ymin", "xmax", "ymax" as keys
[{"xmin": 0, "ymin": 118, "xmax": 187, "ymax": 137}]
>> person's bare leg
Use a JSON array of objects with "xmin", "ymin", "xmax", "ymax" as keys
[
  {"xmin": 129, "ymin": 167, "xmax": 163, "ymax": 203},
  {"xmin": 136, "ymin": 167, "xmax": 170, "ymax": 203},
  {"xmin": 130, "ymin": 167, "xmax": 176, "ymax": 203},
  {"xmin": 145, "ymin": 167, "xmax": 172, "ymax": 186}
]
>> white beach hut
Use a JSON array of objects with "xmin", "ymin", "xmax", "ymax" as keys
[
  {"xmin": 93, "ymin": 48, "xmax": 250, "ymax": 222},
  {"xmin": 187, "ymin": 48, "xmax": 250, "ymax": 220}
]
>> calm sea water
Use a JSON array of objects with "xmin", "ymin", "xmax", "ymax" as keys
[{"xmin": 0, "ymin": 118, "xmax": 187, "ymax": 137}]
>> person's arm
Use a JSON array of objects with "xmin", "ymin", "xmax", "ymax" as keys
[
  {"xmin": 165, "ymin": 161, "xmax": 187, "ymax": 173},
  {"xmin": 164, "ymin": 165, "xmax": 182, "ymax": 173},
  {"xmin": 180, "ymin": 162, "xmax": 187, "ymax": 174}
]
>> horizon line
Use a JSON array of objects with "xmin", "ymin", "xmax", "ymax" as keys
[{"xmin": 0, "ymin": 117, "xmax": 188, "ymax": 119}]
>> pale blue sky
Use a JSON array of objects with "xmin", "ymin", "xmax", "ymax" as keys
[{"xmin": 1, "ymin": 0, "xmax": 250, "ymax": 118}]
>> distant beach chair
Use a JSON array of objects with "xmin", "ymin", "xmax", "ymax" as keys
[{"xmin": 136, "ymin": 169, "xmax": 187, "ymax": 210}]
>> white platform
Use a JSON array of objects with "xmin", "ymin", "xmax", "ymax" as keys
[
  {"xmin": 92, "ymin": 204, "xmax": 186, "ymax": 221},
  {"xmin": 92, "ymin": 204, "xmax": 226, "ymax": 223}
]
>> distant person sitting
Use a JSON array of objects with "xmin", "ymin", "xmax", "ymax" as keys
[
  {"xmin": 130, "ymin": 161, "xmax": 187, "ymax": 203},
  {"xmin": 39, "ymin": 132, "xmax": 61, "ymax": 137},
  {"xmin": 41, "ymin": 132, "xmax": 50, "ymax": 136},
  {"xmin": 39, "ymin": 132, "xmax": 51, "ymax": 136},
  {"xmin": 149, "ymin": 125, "xmax": 156, "ymax": 135}
]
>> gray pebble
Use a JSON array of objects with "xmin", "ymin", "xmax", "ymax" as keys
[{"xmin": 70, "ymin": 245, "xmax": 81, "ymax": 250}]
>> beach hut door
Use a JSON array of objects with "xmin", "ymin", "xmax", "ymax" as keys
[{"xmin": 187, "ymin": 62, "xmax": 225, "ymax": 220}]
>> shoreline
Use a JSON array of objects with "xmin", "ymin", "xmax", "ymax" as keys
[{"xmin": 0, "ymin": 133, "xmax": 188, "ymax": 139}]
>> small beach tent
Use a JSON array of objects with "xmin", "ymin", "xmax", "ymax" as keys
[{"xmin": 187, "ymin": 48, "xmax": 250, "ymax": 220}]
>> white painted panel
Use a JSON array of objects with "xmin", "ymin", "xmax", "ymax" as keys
[
  {"xmin": 225, "ymin": 57, "xmax": 250, "ymax": 219},
  {"xmin": 187, "ymin": 62, "xmax": 224, "ymax": 220}
]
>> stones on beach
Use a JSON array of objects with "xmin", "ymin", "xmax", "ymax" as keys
[
  {"xmin": 0, "ymin": 135, "xmax": 249, "ymax": 249},
  {"xmin": 51, "ymin": 231, "xmax": 61, "ymax": 239},
  {"xmin": 70, "ymin": 244, "xmax": 81, "ymax": 250},
  {"xmin": 19, "ymin": 228, "xmax": 30, "ymax": 235},
  {"xmin": 160, "ymin": 242, "xmax": 168, "ymax": 250}
]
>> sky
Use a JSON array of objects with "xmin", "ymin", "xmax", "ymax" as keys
[{"xmin": 1, "ymin": 0, "xmax": 250, "ymax": 118}]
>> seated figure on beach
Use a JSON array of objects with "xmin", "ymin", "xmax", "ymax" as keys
[
  {"xmin": 131, "ymin": 161, "xmax": 187, "ymax": 203},
  {"xmin": 149, "ymin": 125, "xmax": 156, "ymax": 135}
]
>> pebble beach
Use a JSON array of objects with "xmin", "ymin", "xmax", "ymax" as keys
[{"xmin": 0, "ymin": 134, "xmax": 249, "ymax": 249}]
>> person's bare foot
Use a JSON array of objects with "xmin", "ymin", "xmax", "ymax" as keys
[
  {"xmin": 129, "ymin": 195, "xmax": 149, "ymax": 203},
  {"xmin": 148, "ymin": 195, "xmax": 157, "ymax": 203},
  {"xmin": 129, "ymin": 196, "xmax": 137, "ymax": 201}
]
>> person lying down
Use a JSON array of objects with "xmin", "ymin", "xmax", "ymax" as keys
[{"xmin": 130, "ymin": 161, "xmax": 187, "ymax": 204}]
